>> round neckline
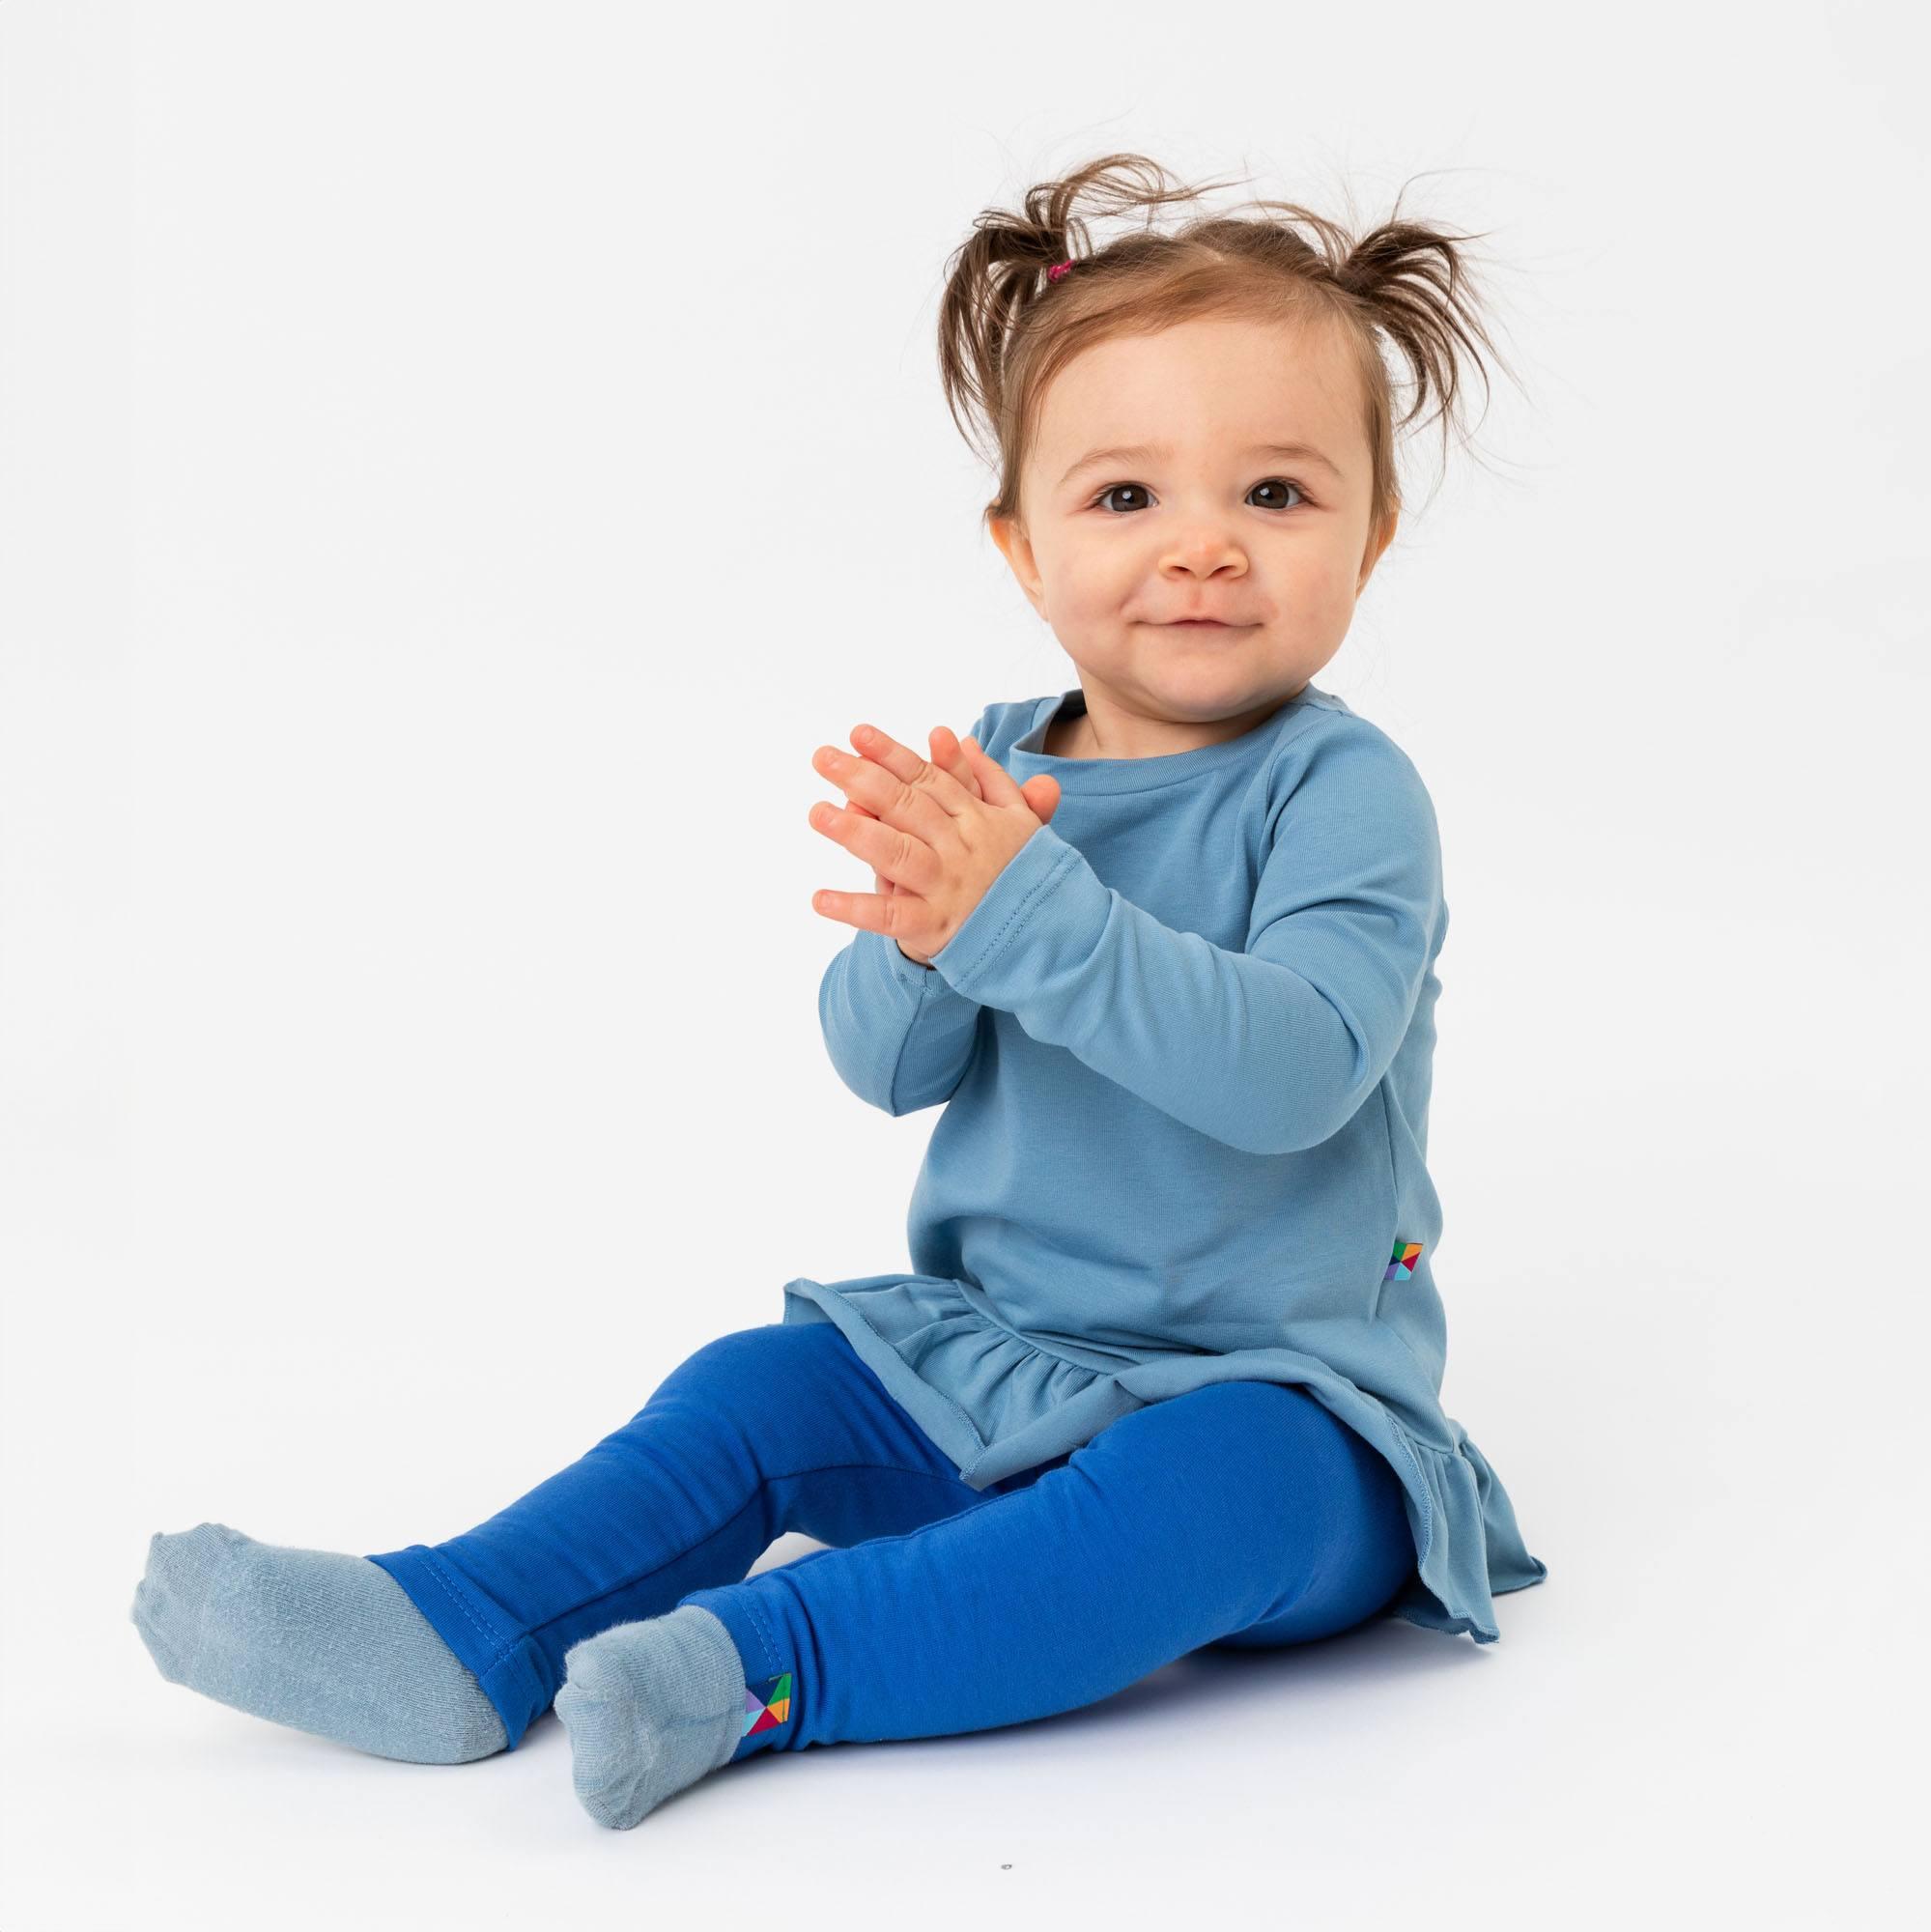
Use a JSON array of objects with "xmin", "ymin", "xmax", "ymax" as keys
[{"xmin": 1008, "ymin": 685, "xmax": 1320, "ymax": 794}]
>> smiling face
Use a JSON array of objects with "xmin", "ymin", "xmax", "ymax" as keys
[{"xmin": 989, "ymin": 312, "xmax": 1397, "ymax": 758}]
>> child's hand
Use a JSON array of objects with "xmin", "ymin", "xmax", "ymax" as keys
[
  {"xmin": 833, "ymin": 724, "xmax": 1061, "ymax": 964},
  {"xmin": 842, "ymin": 727, "xmax": 981, "ymax": 905},
  {"xmin": 809, "ymin": 725, "xmax": 1061, "ymax": 966}
]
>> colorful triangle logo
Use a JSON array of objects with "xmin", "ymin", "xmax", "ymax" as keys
[
  {"xmin": 1383, "ymin": 1239, "xmax": 1424, "ymax": 1283},
  {"xmin": 743, "ymin": 1670, "xmax": 794, "ymax": 1736}
]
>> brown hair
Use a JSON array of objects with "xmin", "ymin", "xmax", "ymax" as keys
[{"xmin": 936, "ymin": 153, "xmax": 1519, "ymax": 556}]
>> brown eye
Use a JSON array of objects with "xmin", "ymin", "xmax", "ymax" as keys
[
  {"xmin": 1089, "ymin": 477, "xmax": 1309, "ymax": 515},
  {"xmin": 1251, "ymin": 478, "xmax": 1309, "ymax": 511}
]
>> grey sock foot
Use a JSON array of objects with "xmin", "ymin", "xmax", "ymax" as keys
[
  {"xmin": 130, "ymin": 1521, "xmax": 508, "ymax": 1765},
  {"xmin": 554, "ymin": 1604, "xmax": 749, "ymax": 1830}
]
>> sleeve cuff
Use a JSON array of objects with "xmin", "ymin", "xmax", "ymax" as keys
[
  {"xmin": 928, "ymin": 823, "xmax": 1110, "ymax": 1009},
  {"xmin": 856, "ymin": 926, "xmax": 978, "ymax": 1001}
]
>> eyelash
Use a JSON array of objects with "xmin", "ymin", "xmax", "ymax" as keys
[{"xmin": 1087, "ymin": 477, "xmax": 1314, "ymax": 516}]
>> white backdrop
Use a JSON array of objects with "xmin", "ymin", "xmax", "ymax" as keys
[{"xmin": 2, "ymin": 2, "xmax": 1921, "ymax": 1925}]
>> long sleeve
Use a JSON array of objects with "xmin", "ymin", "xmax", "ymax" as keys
[
  {"xmin": 815, "ymin": 705, "xmax": 992, "ymax": 1117},
  {"xmin": 817, "ymin": 930, "xmax": 983, "ymax": 1115},
  {"xmin": 926, "ymin": 722, "xmax": 1443, "ymax": 1155}
]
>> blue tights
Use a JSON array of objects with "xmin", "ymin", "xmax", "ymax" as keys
[{"xmin": 365, "ymin": 1321, "xmax": 1416, "ymax": 1758}]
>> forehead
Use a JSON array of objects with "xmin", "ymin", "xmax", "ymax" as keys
[{"xmin": 1031, "ymin": 313, "xmax": 1362, "ymax": 470}]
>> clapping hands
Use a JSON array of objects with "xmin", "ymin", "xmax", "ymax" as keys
[{"xmin": 809, "ymin": 724, "xmax": 1063, "ymax": 966}]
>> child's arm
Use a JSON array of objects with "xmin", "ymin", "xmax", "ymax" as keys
[
  {"xmin": 817, "ymin": 930, "xmax": 983, "ymax": 1115},
  {"xmin": 815, "ymin": 712, "xmax": 991, "ymax": 1116},
  {"xmin": 928, "ymin": 721, "xmax": 1441, "ymax": 1155}
]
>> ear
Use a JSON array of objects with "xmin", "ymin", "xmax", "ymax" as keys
[
  {"xmin": 1357, "ymin": 507, "xmax": 1400, "ymax": 592},
  {"xmin": 988, "ymin": 514, "xmax": 1048, "ymax": 620}
]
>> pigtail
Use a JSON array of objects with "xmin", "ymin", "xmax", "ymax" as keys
[
  {"xmin": 937, "ymin": 154, "xmax": 1246, "ymax": 474},
  {"xmin": 934, "ymin": 200, "xmax": 1057, "ymax": 472},
  {"xmin": 1329, "ymin": 186, "xmax": 1514, "ymax": 468}
]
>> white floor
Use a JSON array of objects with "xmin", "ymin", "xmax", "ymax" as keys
[{"xmin": 13, "ymin": 1239, "xmax": 1915, "ymax": 1932}]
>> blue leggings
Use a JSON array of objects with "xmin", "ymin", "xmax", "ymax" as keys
[{"xmin": 365, "ymin": 1321, "xmax": 1416, "ymax": 1758}]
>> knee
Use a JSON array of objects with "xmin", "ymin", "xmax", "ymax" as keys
[
  {"xmin": 1173, "ymin": 1384, "xmax": 1413, "ymax": 1641},
  {"xmin": 644, "ymin": 1320, "xmax": 859, "ymax": 1426},
  {"xmin": 662, "ymin": 1320, "xmax": 841, "ymax": 1382}
]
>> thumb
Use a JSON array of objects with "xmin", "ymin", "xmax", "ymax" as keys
[{"xmin": 1021, "ymin": 775, "xmax": 1062, "ymax": 823}]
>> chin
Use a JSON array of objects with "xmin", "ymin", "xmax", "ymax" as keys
[{"xmin": 1143, "ymin": 658, "xmax": 1281, "ymax": 699}]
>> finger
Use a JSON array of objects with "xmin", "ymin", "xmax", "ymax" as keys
[
  {"xmin": 845, "ymin": 721, "xmax": 981, "ymax": 808},
  {"xmin": 810, "ymin": 884, "xmax": 928, "ymax": 943},
  {"xmin": 807, "ymin": 798, "xmax": 941, "ymax": 894},
  {"xmin": 812, "ymin": 741, "xmax": 957, "ymax": 846},
  {"xmin": 844, "ymin": 724, "xmax": 974, "ymax": 816},
  {"xmin": 840, "ymin": 798, "xmax": 899, "ymax": 893},
  {"xmin": 929, "ymin": 724, "xmax": 983, "ymax": 799},
  {"xmin": 1023, "ymin": 773, "xmax": 1062, "ymax": 823},
  {"xmin": 961, "ymin": 735, "xmax": 1027, "ymax": 808}
]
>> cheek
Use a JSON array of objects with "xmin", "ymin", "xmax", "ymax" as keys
[
  {"xmin": 1060, "ymin": 545, "xmax": 1141, "ymax": 618},
  {"xmin": 1278, "ymin": 547, "xmax": 1359, "ymax": 627}
]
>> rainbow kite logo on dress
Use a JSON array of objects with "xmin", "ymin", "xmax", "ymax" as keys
[
  {"xmin": 743, "ymin": 1671, "xmax": 793, "ymax": 1737},
  {"xmin": 1384, "ymin": 1240, "xmax": 1424, "ymax": 1283}
]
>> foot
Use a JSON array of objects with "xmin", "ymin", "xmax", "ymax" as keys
[
  {"xmin": 554, "ymin": 1604, "xmax": 748, "ymax": 1829},
  {"xmin": 131, "ymin": 1521, "xmax": 508, "ymax": 1764}
]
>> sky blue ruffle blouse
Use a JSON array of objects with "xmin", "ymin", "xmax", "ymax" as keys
[{"xmin": 790, "ymin": 682, "xmax": 1548, "ymax": 1643}]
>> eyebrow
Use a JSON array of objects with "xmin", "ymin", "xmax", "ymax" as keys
[{"xmin": 1057, "ymin": 440, "xmax": 1346, "ymax": 489}]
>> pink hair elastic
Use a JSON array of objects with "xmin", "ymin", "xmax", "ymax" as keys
[{"xmin": 1046, "ymin": 258, "xmax": 1074, "ymax": 282}]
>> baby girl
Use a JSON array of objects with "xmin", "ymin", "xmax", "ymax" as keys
[{"xmin": 133, "ymin": 150, "xmax": 1548, "ymax": 1831}]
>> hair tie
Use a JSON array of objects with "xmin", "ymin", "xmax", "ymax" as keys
[{"xmin": 1046, "ymin": 258, "xmax": 1075, "ymax": 282}]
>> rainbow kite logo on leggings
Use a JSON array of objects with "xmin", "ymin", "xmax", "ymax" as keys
[
  {"xmin": 743, "ymin": 1671, "xmax": 793, "ymax": 1737},
  {"xmin": 1384, "ymin": 1240, "xmax": 1424, "ymax": 1283}
]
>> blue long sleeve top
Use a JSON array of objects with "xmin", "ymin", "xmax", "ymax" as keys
[{"xmin": 789, "ymin": 680, "xmax": 1548, "ymax": 1644}]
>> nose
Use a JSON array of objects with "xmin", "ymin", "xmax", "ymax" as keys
[
  {"xmin": 1162, "ymin": 539, "xmax": 1248, "ymax": 578},
  {"xmin": 1158, "ymin": 523, "xmax": 1249, "ymax": 577}
]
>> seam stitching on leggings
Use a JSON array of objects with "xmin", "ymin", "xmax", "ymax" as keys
[
  {"xmin": 742, "ymin": 1593, "xmax": 782, "ymax": 1681},
  {"xmin": 521, "ymin": 1487, "xmax": 772, "ymax": 1644},
  {"xmin": 413, "ymin": 1554, "xmax": 517, "ymax": 1671},
  {"xmin": 765, "ymin": 1460, "xmax": 976, "ymax": 1488},
  {"xmin": 519, "ymin": 1461, "xmax": 973, "ymax": 1651}
]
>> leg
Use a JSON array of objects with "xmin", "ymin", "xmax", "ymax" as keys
[
  {"xmin": 685, "ymin": 1378, "xmax": 1413, "ymax": 1751},
  {"xmin": 363, "ymin": 1321, "xmax": 989, "ymax": 1749},
  {"xmin": 132, "ymin": 1322, "xmax": 990, "ymax": 1761},
  {"xmin": 552, "ymin": 1378, "xmax": 1414, "ymax": 1826}
]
